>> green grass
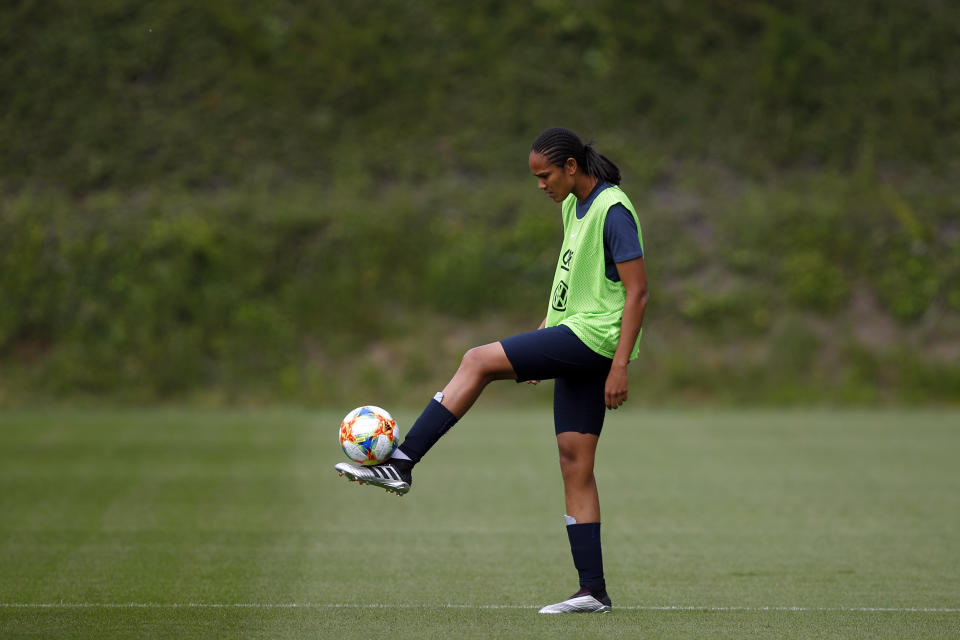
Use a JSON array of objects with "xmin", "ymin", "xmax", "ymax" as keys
[{"xmin": 1, "ymin": 406, "xmax": 958, "ymax": 638}]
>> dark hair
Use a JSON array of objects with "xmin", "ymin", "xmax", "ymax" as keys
[{"xmin": 530, "ymin": 127, "xmax": 621, "ymax": 186}]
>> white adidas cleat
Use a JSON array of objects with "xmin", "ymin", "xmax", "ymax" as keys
[
  {"xmin": 335, "ymin": 462, "xmax": 411, "ymax": 495},
  {"xmin": 538, "ymin": 589, "xmax": 612, "ymax": 614}
]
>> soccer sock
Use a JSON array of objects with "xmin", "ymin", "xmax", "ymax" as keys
[
  {"xmin": 396, "ymin": 395, "xmax": 459, "ymax": 464},
  {"xmin": 566, "ymin": 520, "xmax": 606, "ymax": 595},
  {"xmin": 387, "ymin": 447, "xmax": 413, "ymax": 475},
  {"xmin": 390, "ymin": 448, "xmax": 412, "ymax": 461}
]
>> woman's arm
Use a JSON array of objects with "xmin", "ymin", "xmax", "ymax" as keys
[{"xmin": 605, "ymin": 257, "xmax": 649, "ymax": 409}]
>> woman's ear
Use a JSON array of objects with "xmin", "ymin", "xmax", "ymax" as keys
[{"xmin": 565, "ymin": 157, "xmax": 578, "ymax": 176}]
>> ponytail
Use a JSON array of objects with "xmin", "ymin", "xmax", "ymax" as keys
[
  {"xmin": 582, "ymin": 144, "xmax": 621, "ymax": 186},
  {"xmin": 531, "ymin": 127, "xmax": 621, "ymax": 186}
]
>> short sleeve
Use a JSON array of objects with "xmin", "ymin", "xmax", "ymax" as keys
[{"xmin": 603, "ymin": 203, "xmax": 643, "ymax": 263}]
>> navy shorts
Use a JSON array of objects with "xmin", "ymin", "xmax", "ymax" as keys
[{"xmin": 500, "ymin": 325, "xmax": 613, "ymax": 436}]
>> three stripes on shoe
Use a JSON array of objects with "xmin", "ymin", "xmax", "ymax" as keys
[{"xmin": 368, "ymin": 465, "xmax": 404, "ymax": 481}]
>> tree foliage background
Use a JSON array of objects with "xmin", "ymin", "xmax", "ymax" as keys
[{"xmin": 1, "ymin": 1, "xmax": 958, "ymax": 405}]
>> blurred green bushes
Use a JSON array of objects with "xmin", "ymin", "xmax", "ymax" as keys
[
  {"xmin": 1, "ymin": 1, "xmax": 958, "ymax": 405},
  {"xmin": 0, "ymin": 180, "xmax": 558, "ymax": 402},
  {"xmin": 3, "ymin": 1, "xmax": 958, "ymax": 190},
  {"xmin": 2, "ymin": 171, "xmax": 957, "ymax": 405}
]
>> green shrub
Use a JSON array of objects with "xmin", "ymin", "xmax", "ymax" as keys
[
  {"xmin": 779, "ymin": 251, "xmax": 849, "ymax": 313},
  {"xmin": 2, "ymin": 2, "xmax": 959, "ymax": 404}
]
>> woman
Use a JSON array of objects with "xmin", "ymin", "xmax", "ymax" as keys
[{"xmin": 336, "ymin": 127, "xmax": 648, "ymax": 614}]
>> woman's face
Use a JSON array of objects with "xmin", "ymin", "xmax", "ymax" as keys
[{"xmin": 529, "ymin": 151, "xmax": 575, "ymax": 203}]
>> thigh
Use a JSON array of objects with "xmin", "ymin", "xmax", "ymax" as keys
[
  {"xmin": 553, "ymin": 374, "xmax": 607, "ymax": 436},
  {"xmin": 500, "ymin": 325, "xmax": 611, "ymax": 383}
]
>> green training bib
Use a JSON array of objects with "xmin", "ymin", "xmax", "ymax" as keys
[{"xmin": 545, "ymin": 185, "xmax": 644, "ymax": 360}]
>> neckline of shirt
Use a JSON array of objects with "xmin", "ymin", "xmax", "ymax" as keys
[{"xmin": 576, "ymin": 181, "xmax": 612, "ymax": 220}]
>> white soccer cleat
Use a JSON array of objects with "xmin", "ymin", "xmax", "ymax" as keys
[
  {"xmin": 335, "ymin": 462, "xmax": 411, "ymax": 496},
  {"xmin": 538, "ymin": 589, "xmax": 612, "ymax": 614}
]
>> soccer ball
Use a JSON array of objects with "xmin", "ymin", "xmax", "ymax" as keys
[{"xmin": 339, "ymin": 405, "xmax": 400, "ymax": 466}]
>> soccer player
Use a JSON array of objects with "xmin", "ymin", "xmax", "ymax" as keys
[{"xmin": 336, "ymin": 127, "xmax": 648, "ymax": 614}]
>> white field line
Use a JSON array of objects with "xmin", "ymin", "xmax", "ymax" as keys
[{"xmin": 0, "ymin": 603, "xmax": 957, "ymax": 613}]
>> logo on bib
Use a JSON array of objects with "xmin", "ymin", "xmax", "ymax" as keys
[{"xmin": 551, "ymin": 280, "xmax": 568, "ymax": 311}]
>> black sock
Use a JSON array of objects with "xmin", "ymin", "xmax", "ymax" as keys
[
  {"xmin": 567, "ymin": 522, "xmax": 605, "ymax": 595},
  {"xmin": 389, "ymin": 457, "xmax": 413, "ymax": 474},
  {"xmin": 397, "ymin": 398, "xmax": 459, "ymax": 463}
]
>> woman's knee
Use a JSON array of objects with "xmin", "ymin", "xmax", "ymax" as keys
[
  {"xmin": 460, "ymin": 345, "xmax": 484, "ymax": 368},
  {"xmin": 559, "ymin": 450, "xmax": 593, "ymax": 475},
  {"xmin": 459, "ymin": 343, "xmax": 512, "ymax": 382},
  {"xmin": 557, "ymin": 434, "xmax": 597, "ymax": 478}
]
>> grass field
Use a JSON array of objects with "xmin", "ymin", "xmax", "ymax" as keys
[{"xmin": 1, "ymin": 406, "xmax": 958, "ymax": 639}]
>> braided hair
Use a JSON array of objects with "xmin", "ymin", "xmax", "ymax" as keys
[{"xmin": 530, "ymin": 127, "xmax": 621, "ymax": 186}]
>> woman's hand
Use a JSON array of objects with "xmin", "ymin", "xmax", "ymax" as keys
[{"xmin": 605, "ymin": 363, "xmax": 629, "ymax": 409}]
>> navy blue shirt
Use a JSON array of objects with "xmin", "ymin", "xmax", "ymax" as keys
[{"xmin": 575, "ymin": 182, "xmax": 644, "ymax": 282}]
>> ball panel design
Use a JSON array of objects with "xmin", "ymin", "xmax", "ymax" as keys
[{"xmin": 341, "ymin": 441, "xmax": 366, "ymax": 463}]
